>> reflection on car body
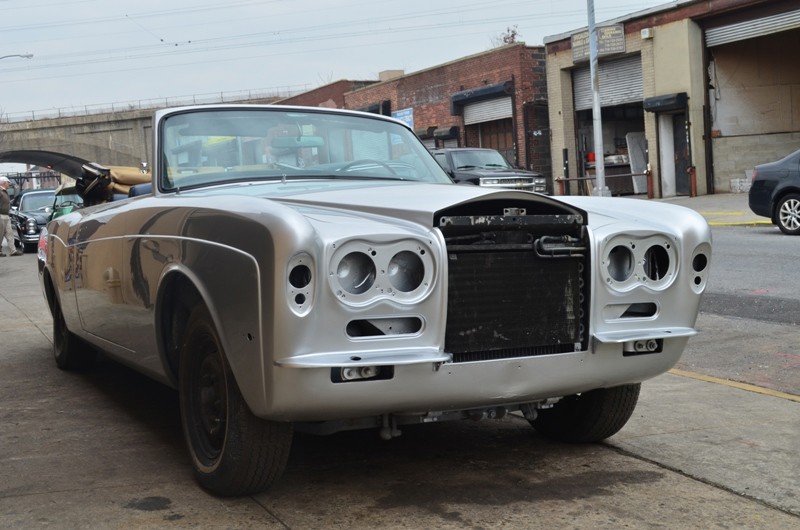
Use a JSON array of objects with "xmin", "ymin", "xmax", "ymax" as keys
[{"xmin": 35, "ymin": 105, "xmax": 712, "ymax": 496}]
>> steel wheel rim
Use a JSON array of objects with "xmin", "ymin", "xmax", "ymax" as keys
[
  {"xmin": 189, "ymin": 335, "xmax": 227, "ymax": 464},
  {"xmin": 779, "ymin": 198, "xmax": 800, "ymax": 231}
]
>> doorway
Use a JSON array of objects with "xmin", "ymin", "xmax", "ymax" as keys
[{"xmin": 658, "ymin": 112, "xmax": 690, "ymax": 197}]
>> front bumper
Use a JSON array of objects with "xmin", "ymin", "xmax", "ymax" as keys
[
  {"xmin": 478, "ymin": 177, "xmax": 547, "ymax": 193},
  {"xmin": 258, "ymin": 334, "xmax": 690, "ymax": 421},
  {"xmin": 20, "ymin": 232, "xmax": 41, "ymax": 244}
]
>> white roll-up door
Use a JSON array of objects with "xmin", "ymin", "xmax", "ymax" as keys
[
  {"xmin": 706, "ymin": 9, "xmax": 800, "ymax": 47},
  {"xmin": 573, "ymin": 54, "xmax": 642, "ymax": 111},
  {"xmin": 463, "ymin": 97, "xmax": 512, "ymax": 125}
]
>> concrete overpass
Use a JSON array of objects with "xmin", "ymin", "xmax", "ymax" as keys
[
  {"xmin": 0, "ymin": 95, "xmax": 286, "ymax": 168},
  {"xmin": 0, "ymin": 108, "xmax": 154, "ymax": 168}
]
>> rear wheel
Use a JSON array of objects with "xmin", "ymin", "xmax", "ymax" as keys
[
  {"xmin": 53, "ymin": 296, "xmax": 94, "ymax": 370},
  {"xmin": 530, "ymin": 384, "xmax": 641, "ymax": 443},
  {"xmin": 179, "ymin": 304, "xmax": 292, "ymax": 496},
  {"xmin": 776, "ymin": 194, "xmax": 800, "ymax": 235}
]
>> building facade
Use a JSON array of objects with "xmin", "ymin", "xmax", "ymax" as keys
[
  {"xmin": 544, "ymin": 0, "xmax": 800, "ymax": 197},
  {"xmin": 341, "ymin": 43, "xmax": 552, "ymax": 186}
]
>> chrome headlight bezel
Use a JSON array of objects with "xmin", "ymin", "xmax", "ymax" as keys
[{"xmin": 328, "ymin": 239, "xmax": 435, "ymax": 306}]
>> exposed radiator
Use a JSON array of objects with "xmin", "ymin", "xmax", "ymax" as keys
[{"xmin": 438, "ymin": 208, "xmax": 589, "ymax": 362}]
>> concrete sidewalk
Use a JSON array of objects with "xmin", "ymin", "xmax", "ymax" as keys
[{"xmin": 654, "ymin": 190, "xmax": 772, "ymax": 227}]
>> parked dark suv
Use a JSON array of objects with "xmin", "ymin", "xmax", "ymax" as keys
[{"xmin": 430, "ymin": 148, "xmax": 547, "ymax": 193}]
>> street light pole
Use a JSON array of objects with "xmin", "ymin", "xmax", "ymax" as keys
[{"xmin": 0, "ymin": 54, "xmax": 34, "ymax": 61}]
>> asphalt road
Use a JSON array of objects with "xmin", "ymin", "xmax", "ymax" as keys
[
  {"xmin": 1, "ymin": 234, "xmax": 798, "ymax": 528},
  {"xmin": 685, "ymin": 224, "xmax": 800, "ymax": 396}
]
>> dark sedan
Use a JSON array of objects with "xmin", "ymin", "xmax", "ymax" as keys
[
  {"xmin": 11, "ymin": 189, "xmax": 56, "ymax": 252},
  {"xmin": 749, "ymin": 148, "xmax": 800, "ymax": 235}
]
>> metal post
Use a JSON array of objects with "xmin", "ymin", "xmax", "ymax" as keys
[{"xmin": 587, "ymin": 0, "xmax": 611, "ymax": 196}]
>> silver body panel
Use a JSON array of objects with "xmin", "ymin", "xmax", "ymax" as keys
[{"xmin": 40, "ymin": 105, "xmax": 712, "ymax": 424}]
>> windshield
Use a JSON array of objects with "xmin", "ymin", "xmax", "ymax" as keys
[
  {"xmin": 451, "ymin": 150, "xmax": 512, "ymax": 170},
  {"xmin": 19, "ymin": 192, "xmax": 55, "ymax": 211},
  {"xmin": 55, "ymin": 192, "xmax": 82, "ymax": 208},
  {"xmin": 159, "ymin": 107, "xmax": 452, "ymax": 192}
]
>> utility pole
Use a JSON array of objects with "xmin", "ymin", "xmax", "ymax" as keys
[{"xmin": 587, "ymin": 0, "xmax": 610, "ymax": 196}]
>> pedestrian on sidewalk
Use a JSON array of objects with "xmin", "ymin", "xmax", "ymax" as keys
[{"xmin": 0, "ymin": 176, "xmax": 23, "ymax": 257}]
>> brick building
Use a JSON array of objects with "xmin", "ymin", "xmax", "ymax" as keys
[
  {"xmin": 341, "ymin": 43, "xmax": 551, "ymax": 187},
  {"xmin": 277, "ymin": 79, "xmax": 377, "ymax": 108}
]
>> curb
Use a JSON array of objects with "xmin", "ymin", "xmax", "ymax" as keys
[{"xmin": 706, "ymin": 220, "xmax": 772, "ymax": 227}]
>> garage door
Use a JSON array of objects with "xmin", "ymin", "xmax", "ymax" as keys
[
  {"xmin": 463, "ymin": 97, "xmax": 512, "ymax": 125},
  {"xmin": 705, "ymin": 8, "xmax": 800, "ymax": 47},
  {"xmin": 573, "ymin": 54, "xmax": 642, "ymax": 111}
]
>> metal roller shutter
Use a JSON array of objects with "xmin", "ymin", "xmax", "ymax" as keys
[
  {"xmin": 463, "ymin": 97, "xmax": 512, "ymax": 125},
  {"xmin": 573, "ymin": 54, "xmax": 642, "ymax": 111},
  {"xmin": 706, "ymin": 9, "xmax": 800, "ymax": 47}
]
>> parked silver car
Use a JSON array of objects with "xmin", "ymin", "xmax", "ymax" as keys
[{"xmin": 37, "ymin": 105, "xmax": 712, "ymax": 496}]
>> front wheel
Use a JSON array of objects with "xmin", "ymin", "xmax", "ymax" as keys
[
  {"xmin": 776, "ymin": 193, "xmax": 800, "ymax": 235},
  {"xmin": 179, "ymin": 305, "xmax": 292, "ymax": 496},
  {"xmin": 530, "ymin": 384, "xmax": 640, "ymax": 443}
]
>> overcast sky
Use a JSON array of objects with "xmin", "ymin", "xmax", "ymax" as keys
[
  {"xmin": 1, "ymin": 0, "xmax": 677, "ymax": 114},
  {"xmin": 1, "ymin": 0, "xmax": 671, "ymax": 170}
]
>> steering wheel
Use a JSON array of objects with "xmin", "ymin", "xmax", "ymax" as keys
[{"xmin": 337, "ymin": 159, "xmax": 397, "ymax": 175}]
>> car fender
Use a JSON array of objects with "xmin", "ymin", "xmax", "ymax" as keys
[{"xmin": 153, "ymin": 246, "xmax": 268, "ymax": 411}]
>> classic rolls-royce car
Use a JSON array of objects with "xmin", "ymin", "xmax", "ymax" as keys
[{"xmin": 35, "ymin": 105, "xmax": 712, "ymax": 496}]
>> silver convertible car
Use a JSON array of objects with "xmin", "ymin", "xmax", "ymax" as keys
[{"xmin": 37, "ymin": 105, "xmax": 712, "ymax": 496}]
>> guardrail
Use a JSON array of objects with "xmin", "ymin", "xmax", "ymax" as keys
[
  {"xmin": 1, "ymin": 85, "xmax": 309, "ymax": 123},
  {"xmin": 555, "ymin": 172, "xmax": 650, "ymax": 196}
]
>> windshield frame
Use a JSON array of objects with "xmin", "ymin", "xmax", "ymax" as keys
[{"xmin": 155, "ymin": 106, "xmax": 453, "ymax": 194}]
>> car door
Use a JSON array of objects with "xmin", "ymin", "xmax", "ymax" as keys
[{"xmin": 72, "ymin": 206, "xmax": 129, "ymax": 347}]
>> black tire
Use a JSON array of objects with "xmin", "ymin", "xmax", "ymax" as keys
[
  {"xmin": 530, "ymin": 383, "xmax": 641, "ymax": 443},
  {"xmin": 775, "ymin": 193, "xmax": 800, "ymax": 235},
  {"xmin": 179, "ymin": 304, "xmax": 292, "ymax": 496},
  {"xmin": 53, "ymin": 296, "xmax": 94, "ymax": 370}
]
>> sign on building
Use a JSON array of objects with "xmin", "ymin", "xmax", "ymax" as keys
[{"xmin": 571, "ymin": 24, "xmax": 626, "ymax": 63}]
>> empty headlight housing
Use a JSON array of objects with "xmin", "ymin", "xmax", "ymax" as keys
[
  {"xmin": 601, "ymin": 234, "xmax": 678, "ymax": 291},
  {"xmin": 329, "ymin": 239, "xmax": 435, "ymax": 306}
]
